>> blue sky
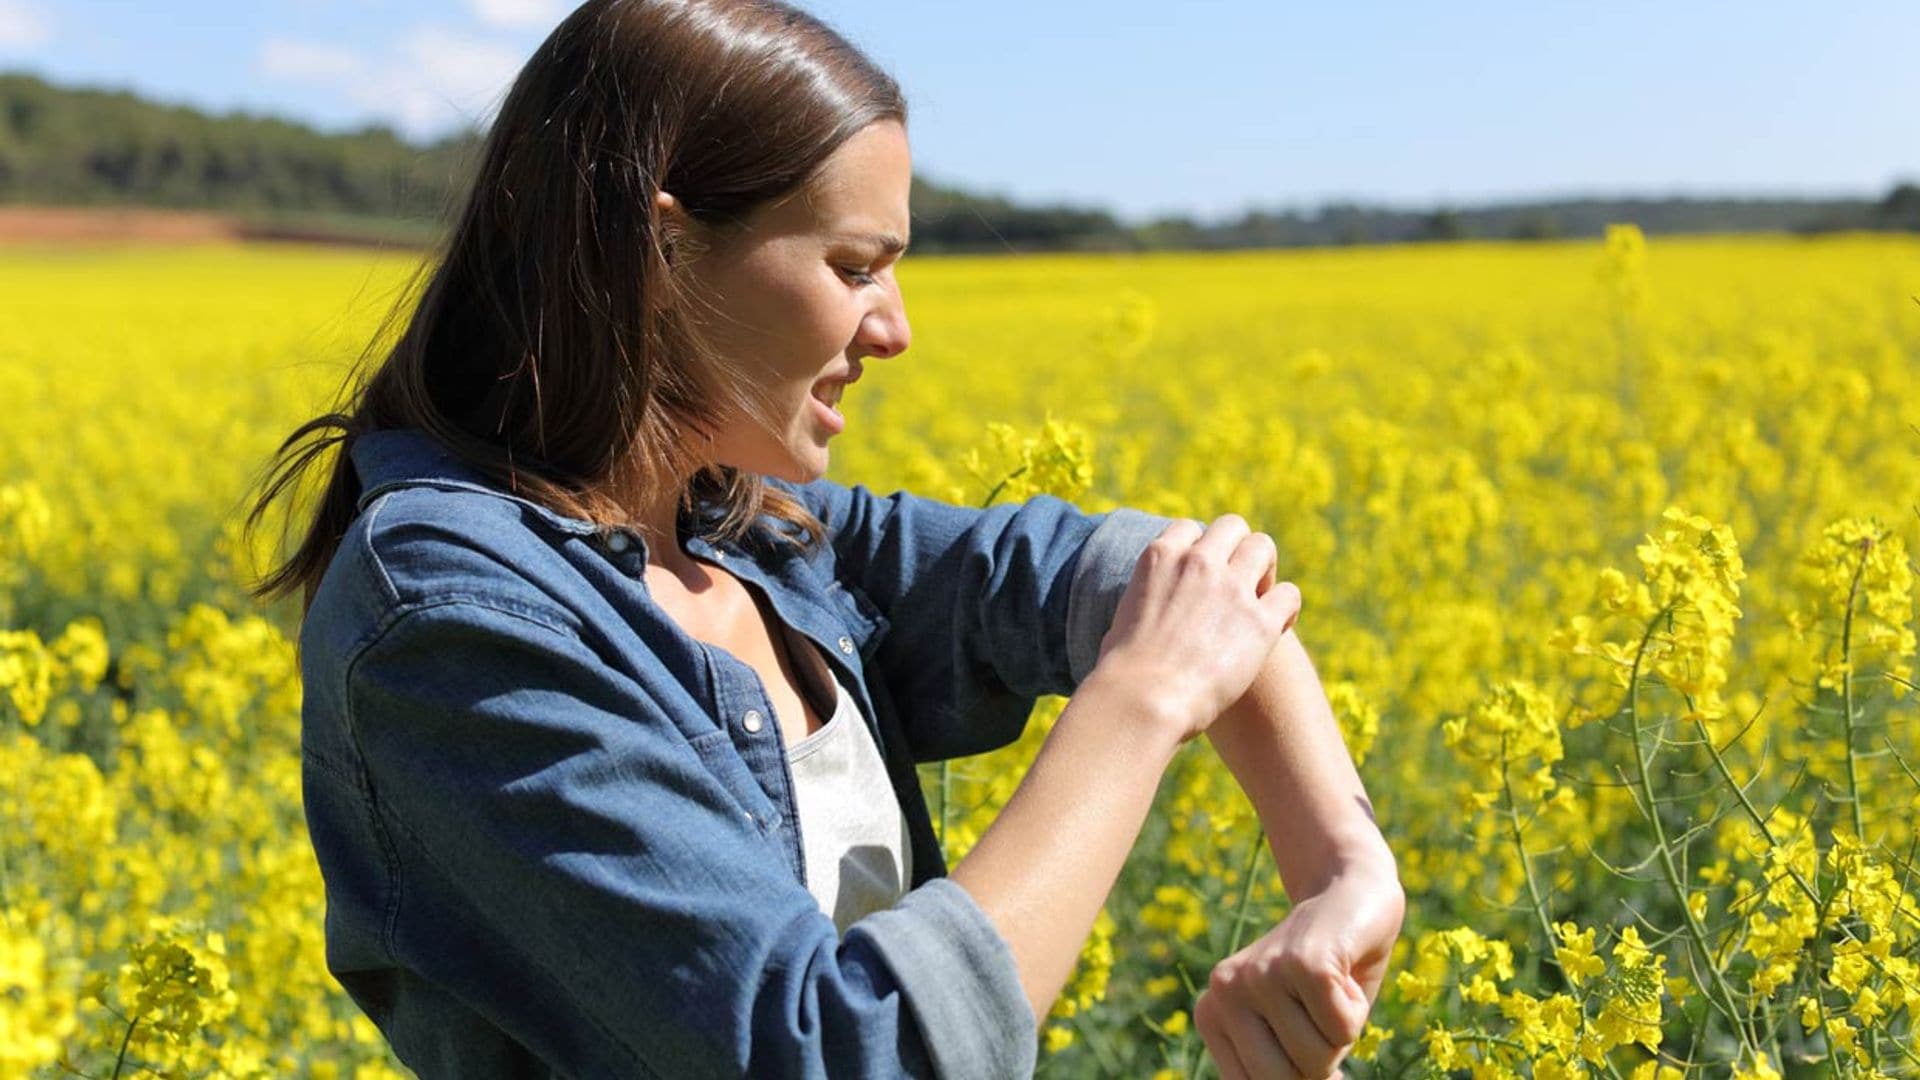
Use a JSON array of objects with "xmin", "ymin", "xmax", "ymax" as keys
[{"xmin": 2, "ymin": 0, "xmax": 1915, "ymax": 226}]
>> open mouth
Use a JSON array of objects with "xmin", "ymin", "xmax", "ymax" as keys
[
  {"xmin": 810, "ymin": 379, "xmax": 847, "ymax": 432},
  {"xmin": 811, "ymin": 380, "xmax": 845, "ymax": 412}
]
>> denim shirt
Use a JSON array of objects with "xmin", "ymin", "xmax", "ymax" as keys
[{"xmin": 298, "ymin": 427, "xmax": 1173, "ymax": 1080}]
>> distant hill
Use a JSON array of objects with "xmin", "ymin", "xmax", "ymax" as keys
[
  {"xmin": 1, "ymin": 69, "xmax": 1913, "ymax": 252},
  {"xmin": 0, "ymin": 70, "xmax": 475, "ymax": 244}
]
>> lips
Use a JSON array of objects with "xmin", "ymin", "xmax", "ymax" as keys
[
  {"xmin": 811, "ymin": 362, "xmax": 861, "ymax": 408},
  {"xmin": 811, "ymin": 380, "xmax": 845, "ymax": 407}
]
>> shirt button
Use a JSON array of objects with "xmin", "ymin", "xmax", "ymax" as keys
[
  {"xmin": 742, "ymin": 709, "xmax": 764, "ymax": 733},
  {"xmin": 837, "ymin": 636, "xmax": 854, "ymax": 654},
  {"xmin": 606, "ymin": 532, "xmax": 631, "ymax": 553}
]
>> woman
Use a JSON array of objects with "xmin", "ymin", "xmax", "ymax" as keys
[{"xmin": 245, "ymin": 1, "xmax": 1403, "ymax": 1077}]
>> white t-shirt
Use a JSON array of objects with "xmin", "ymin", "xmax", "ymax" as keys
[{"xmin": 780, "ymin": 621, "xmax": 914, "ymax": 934}]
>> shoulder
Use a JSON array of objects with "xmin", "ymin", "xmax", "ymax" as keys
[{"xmin": 324, "ymin": 486, "xmax": 589, "ymax": 643}]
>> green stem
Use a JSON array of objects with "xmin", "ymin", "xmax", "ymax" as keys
[
  {"xmin": 1836, "ymin": 534, "xmax": 1880, "ymax": 1070},
  {"xmin": 0, "ymin": 825, "xmax": 13, "ymax": 926},
  {"xmin": 1185, "ymin": 822, "xmax": 1270, "ymax": 1080},
  {"xmin": 1838, "ymin": 534, "xmax": 1869, "ymax": 846},
  {"xmin": 1689, "ymin": 711, "xmax": 1867, "ymax": 941},
  {"xmin": 1624, "ymin": 605, "xmax": 1760, "ymax": 1060},
  {"xmin": 109, "ymin": 1014, "xmax": 140, "ymax": 1080},
  {"xmin": 938, "ymin": 761, "xmax": 950, "ymax": 862},
  {"xmin": 1500, "ymin": 736, "xmax": 1630, "ymax": 1080},
  {"xmin": 980, "ymin": 464, "xmax": 1031, "ymax": 511},
  {"xmin": 1066, "ymin": 1007, "xmax": 1124, "ymax": 1075},
  {"xmin": 1225, "ymin": 823, "xmax": 1269, "ymax": 960},
  {"xmin": 1499, "ymin": 731, "xmax": 1561, "ymax": 963}
]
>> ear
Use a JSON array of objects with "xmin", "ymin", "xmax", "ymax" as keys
[{"xmin": 654, "ymin": 188, "xmax": 688, "ymax": 263}]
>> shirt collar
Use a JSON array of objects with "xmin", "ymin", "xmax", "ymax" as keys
[
  {"xmin": 346, "ymin": 427, "xmax": 743, "ymax": 561},
  {"xmin": 349, "ymin": 427, "xmax": 602, "ymax": 537}
]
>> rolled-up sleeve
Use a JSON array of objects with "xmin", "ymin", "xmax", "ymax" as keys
[
  {"xmin": 851, "ymin": 878, "xmax": 1037, "ymax": 1079},
  {"xmin": 338, "ymin": 598, "xmax": 1033, "ymax": 1079},
  {"xmin": 1062, "ymin": 507, "xmax": 1183, "ymax": 685},
  {"xmin": 766, "ymin": 477, "xmax": 1174, "ymax": 763}
]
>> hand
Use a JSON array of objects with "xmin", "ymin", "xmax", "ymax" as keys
[
  {"xmin": 1192, "ymin": 864, "xmax": 1404, "ymax": 1078},
  {"xmin": 1094, "ymin": 515, "xmax": 1302, "ymax": 743}
]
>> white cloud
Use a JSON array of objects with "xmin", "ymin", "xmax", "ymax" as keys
[
  {"xmin": 258, "ymin": 38, "xmax": 368, "ymax": 83},
  {"xmin": 468, "ymin": 0, "xmax": 567, "ymax": 31},
  {"xmin": 255, "ymin": 26, "xmax": 528, "ymax": 141},
  {"xmin": 400, "ymin": 25, "xmax": 525, "ymax": 120},
  {"xmin": 0, "ymin": 0, "xmax": 52, "ymax": 50}
]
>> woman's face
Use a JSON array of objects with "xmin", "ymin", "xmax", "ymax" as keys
[{"xmin": 670, "ymin": 119, "xmax": 913, "ymax": 484}]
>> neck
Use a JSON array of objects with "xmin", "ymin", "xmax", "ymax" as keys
[{"xmin": 598, "ymin": 444, "xmax": 715, "ymax": 572}]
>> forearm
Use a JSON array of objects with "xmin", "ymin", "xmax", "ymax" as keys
[
  {"xmin": 947, "ymin": 670, "xmax": 1183, "ymax": 1025},
  {"xmin": 1206, "ymin": 629, "xmax": 1395, "ymax": 898}
]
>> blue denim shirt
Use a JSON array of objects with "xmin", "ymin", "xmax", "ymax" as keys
[{"xmin": 299, "ymin": 427, "xmax": 1172, "ymax": 1079}]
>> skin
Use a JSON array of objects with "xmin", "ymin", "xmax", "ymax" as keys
[{"xmin": 620, "ymin": 117, "xmax": 1402, "ymax": 1078}]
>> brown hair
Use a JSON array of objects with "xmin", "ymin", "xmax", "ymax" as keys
[{"xmin": 241, "ymin": 0, "xmax": 908, "ymax": 617}]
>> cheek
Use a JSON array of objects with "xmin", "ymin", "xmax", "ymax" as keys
[
  {"xmin": 775, "ymin": 287, "xmax": 859, "ymax": 376},
  {"xmin": 736, "ymin": 267, "xmax": 849, "ymax": 364}
]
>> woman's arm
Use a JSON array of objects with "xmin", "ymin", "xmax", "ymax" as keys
[
  {"xmin": 1195, "ymin": 628, "xmax": 1405, "ymax": 1077},
  {"xmin": 945, "ymin": 514, "xmax": 1306, "ymax": 1029},
  {"xmin": 945, "ymin": 666, "xmax": 1188, "ymax": 1024},
  {"xmin": 1207, "ymin": 628, "xmax": 1397, "ymax": 890}
]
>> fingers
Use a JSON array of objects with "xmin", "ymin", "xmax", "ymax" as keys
[
  {"xmin": 1196, "ymin": 985, "xmax": 1302, "ymax": 1080},
  {"xmin": 1202, "ymin": 953, "xmax": 1366, "ymax": 1080},
  {"xmin": 1228, "ymin": 528, "xmax": 1278, "ymax": 596},
  {"xmin": 1195, "ymin": 514, "xmax": 1286, "ymax": 607},
  {"xmin": 1155, "ymin": 517, "xmax": 1206, "ymax": 550},
  {"xmin": 1262, "ymin": 579, "xmax": 1302, "ymax": 634},
  {"xmin": 1226, "ymin": 1005, "xmax": 1304, "ymax": 1080},
  {"xmin": 1193, "ymin": 989, "xmax": 1254, "ymax": 1080},
  {"xmin": 1262, "ymin": 988, "xmax": 1341, "ymax": 1078},
  {"xmin": 1191, "ymin": 513, "xmax": 1252, "ymax": 564},
  {"xmin": 1161, "ymin": 516, "xmax": 1282, "ymax": 599},
  {"xmin": 1136, "ymin": 517, "xmax": 1203, "ymax": 603},
  {"xmin": 1295, "ymin": 971, "xmax": 1368, "ymax": 1057},
  {"xmin": 1250, "ymin": 956, "xmax": 1364, "ymax": 1075},
  {"xmin": 1197, "ymin": 514, "xmax": 1300, "ymax": 638}
]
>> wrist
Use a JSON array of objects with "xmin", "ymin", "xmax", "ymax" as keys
[
  {"xmin": 1292, "ymin": 830, "xmax": 1401, "ymax": 900},
  {"xmin": 1072, "ymin": 665, "xmax": 1195, "ymax": 753}
]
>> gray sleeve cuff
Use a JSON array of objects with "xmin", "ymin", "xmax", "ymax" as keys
[
  {"xmin": 1064, "ymin": 508, "xmax": 1181, "ymax": 685},
  {"xmin": 851, "ymin": 878, "xmax": 1037, "ymax": 1080}
]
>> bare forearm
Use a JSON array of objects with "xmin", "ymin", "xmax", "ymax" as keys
[
  {"xmin": 947, "ymin": 670, "xmax": 1182, "ymax": 1025},
  {"xmin": 1206, "ymin": 629, "xmax": 1395, "ymax": 898}
]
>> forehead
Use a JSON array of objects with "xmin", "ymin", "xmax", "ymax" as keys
[{"xmin": 778, "ymin": 122, "xmax": 912, "ymax": 238}]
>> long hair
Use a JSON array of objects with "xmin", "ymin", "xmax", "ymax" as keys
[{"xmin": 241, "ymin": 0, "xmax": 907, "ymax": 618}]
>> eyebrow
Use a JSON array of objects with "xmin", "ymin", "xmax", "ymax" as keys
[{"xmin": 839, "ymin": 231, "xmax": 910, "ymax": 256}]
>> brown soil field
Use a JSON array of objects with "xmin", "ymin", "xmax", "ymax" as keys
[{"xmin": 0, "ymin": 204, "xmax": 430, "ymax": 249}]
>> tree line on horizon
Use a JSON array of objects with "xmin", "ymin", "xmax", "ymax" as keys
[{"xmin": 2, "ymin": 69, "xmax": 1915, "ymax": 252}]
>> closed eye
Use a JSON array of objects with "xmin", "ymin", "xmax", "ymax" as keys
[{"xmin": 837, "ymin": 265, "xmax": 878, "ymax": 286}]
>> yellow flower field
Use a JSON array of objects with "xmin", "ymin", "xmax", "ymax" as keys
[{"xmin": 1, "ymin": 229, "xmax": 1917, "ymax": 1076}]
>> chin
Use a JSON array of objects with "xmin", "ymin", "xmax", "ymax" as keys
[
  {"xmin": 717, "ymin": 433, "xmax": 828, "ymax": 484},
  {"xmin": 794, "ymin": 453, "xmax": 830, "ymax": 483},
  {"xmin": 759, "ymin": 449, "xmax": 829, "ymax": 486}
]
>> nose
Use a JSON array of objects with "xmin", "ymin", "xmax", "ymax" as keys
[{"xmin": 856, "ymin": 282, "xmax": 910, "ymax": 360}]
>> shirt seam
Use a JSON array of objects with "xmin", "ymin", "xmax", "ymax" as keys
[
  {"xmin": 355, "ymin": 489, "xmax": 593, "ymax": 638},
  {"xmin": 302, "ymin": 747, "xmax": 361, "ymax": 785},
  {"xmin": 783, "ymin": 681, "xmax": 851, "ymax": 764},
  {"xmin": 356, "ymin": 491, "xmax": 401, "ymax": 607}
]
